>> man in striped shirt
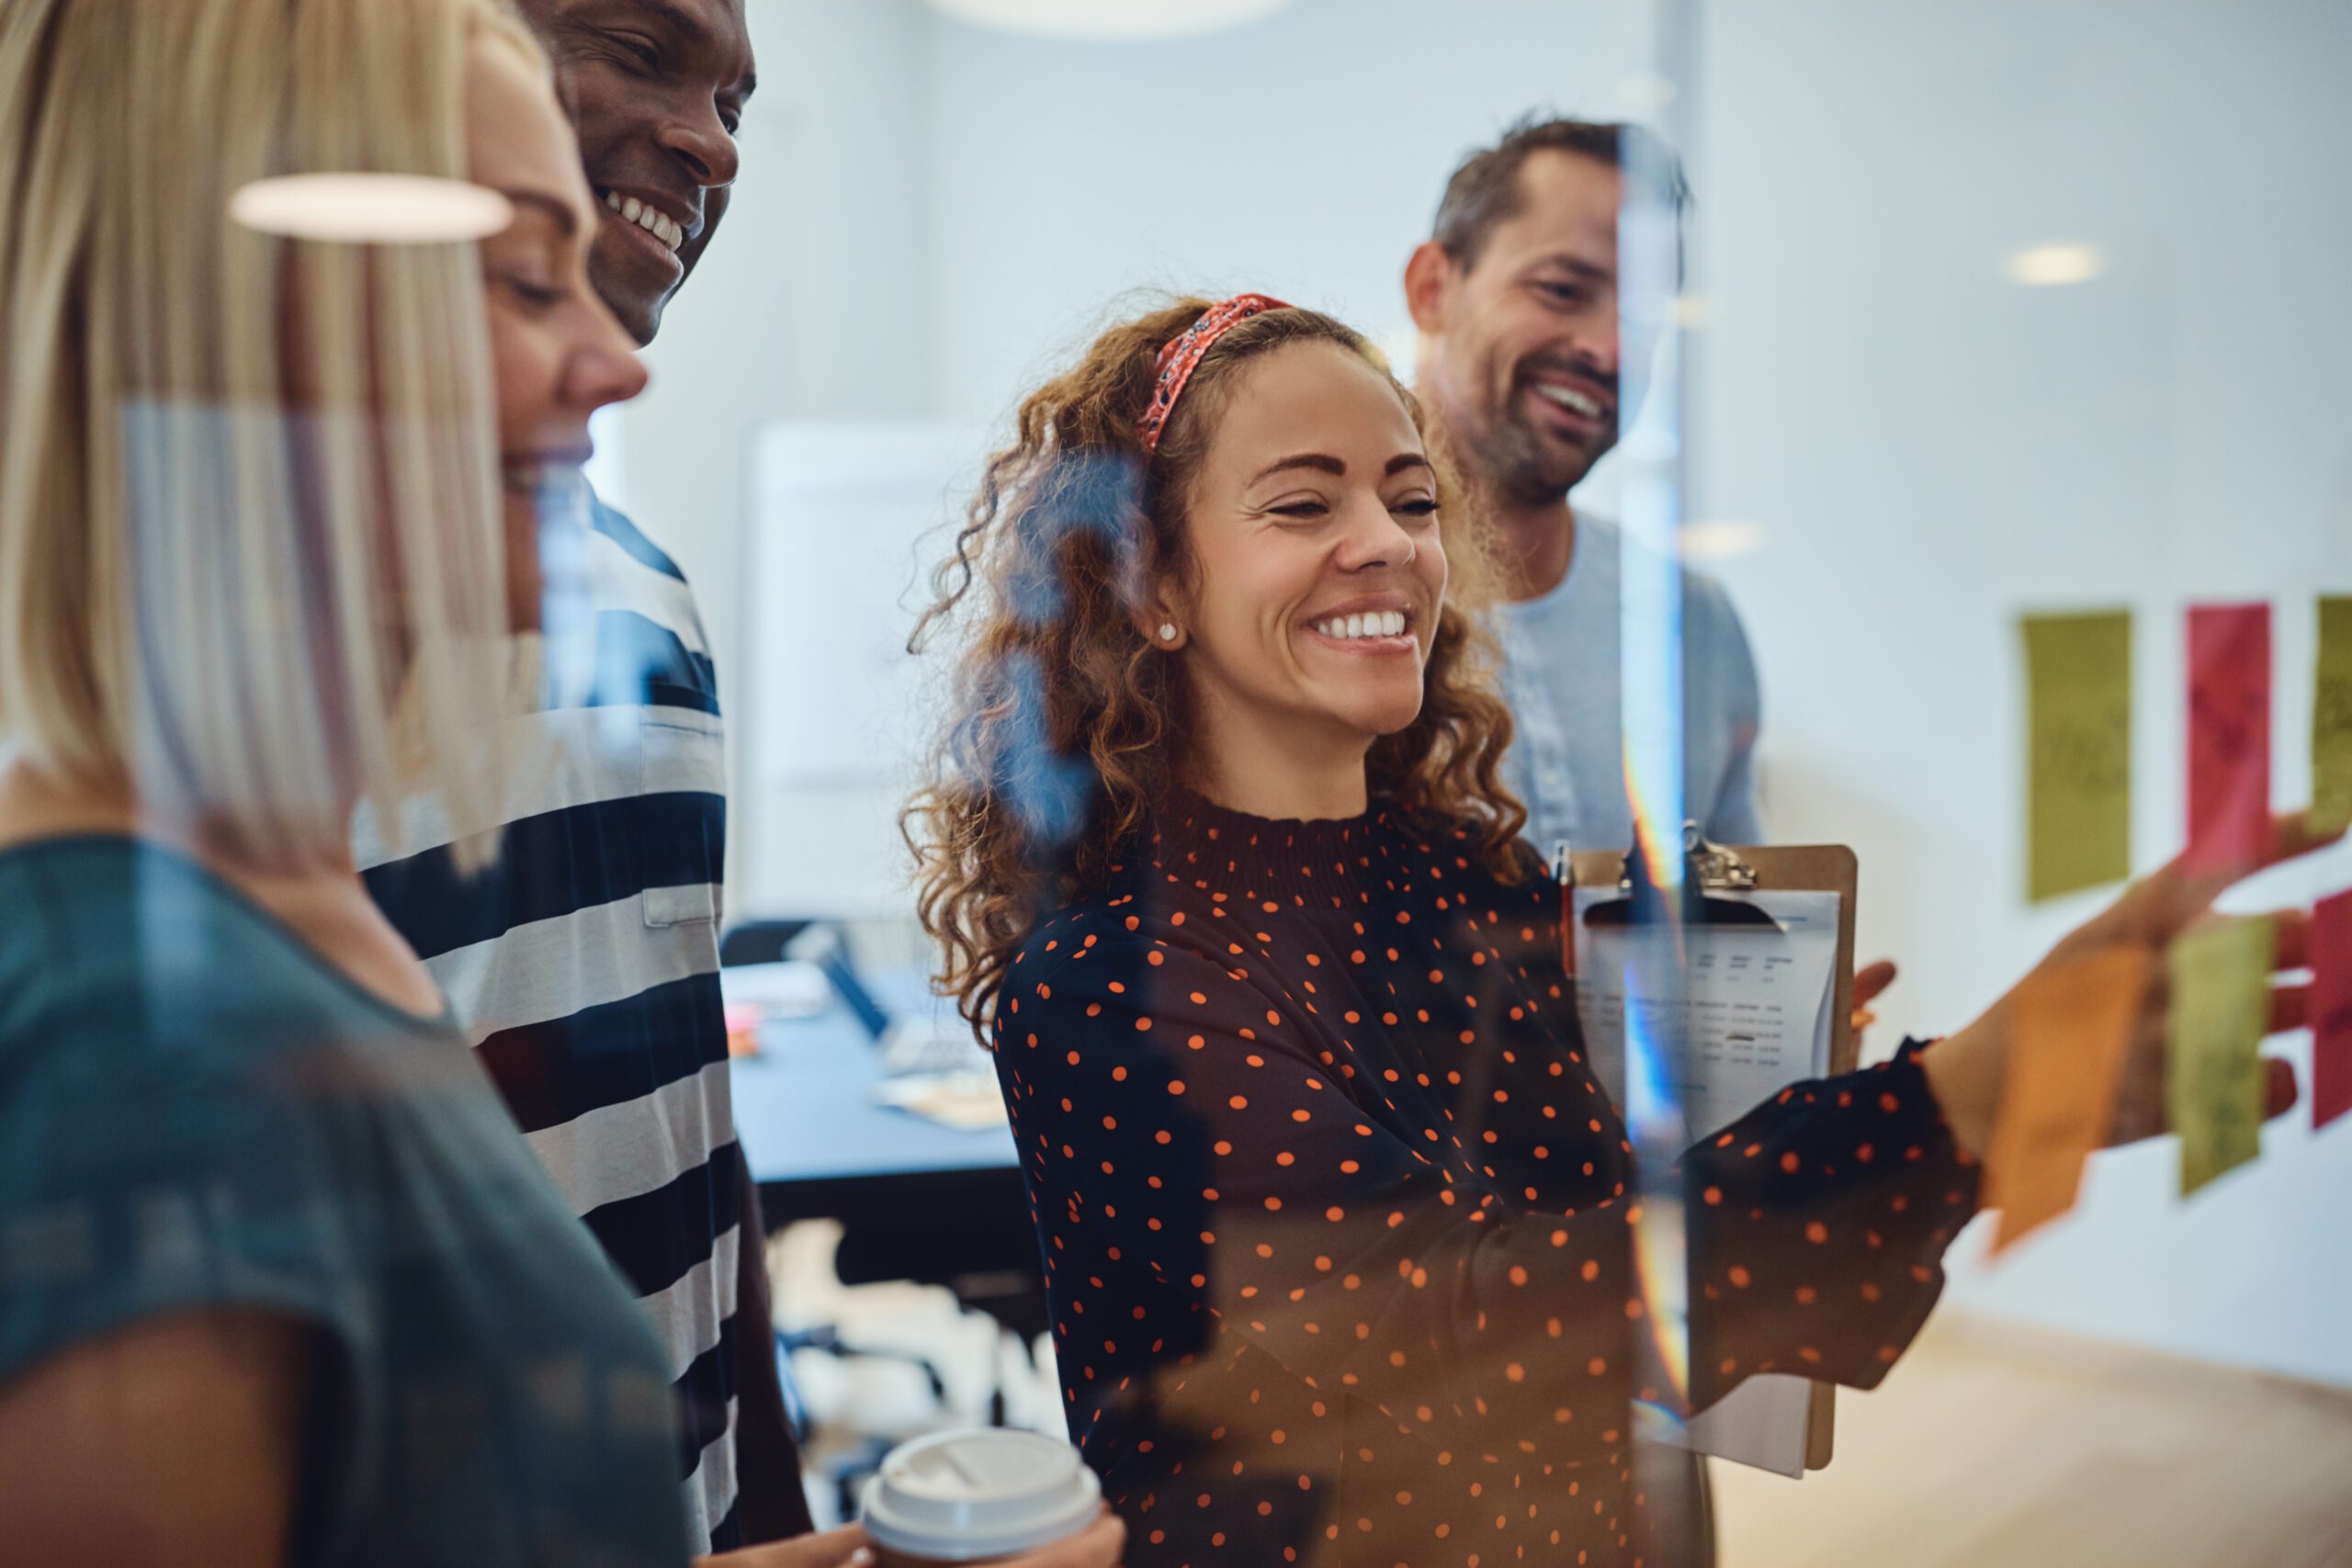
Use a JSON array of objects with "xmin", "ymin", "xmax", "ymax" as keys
[{"xmin": 358, "ymin": 0, "xmax": 804, "ymax": 1553}]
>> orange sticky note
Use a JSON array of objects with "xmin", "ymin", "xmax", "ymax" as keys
[{"xmin": 1984, "ymin": 947, "xmax": 2153, "ymax": 1253}]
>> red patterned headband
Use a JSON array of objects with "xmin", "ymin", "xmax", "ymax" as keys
[{"xmin": 1135, "ymin": 293, "xmax": 1295, "ymax": 458}]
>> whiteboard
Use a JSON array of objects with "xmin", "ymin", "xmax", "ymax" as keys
[{"xmin": 738, "ymin": 420, "xmax": 990, "ymax": 916}]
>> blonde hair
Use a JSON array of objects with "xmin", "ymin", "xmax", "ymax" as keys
[{"xmin": 0, "ymin": 0, "xmax": 539, "ymax": 870}]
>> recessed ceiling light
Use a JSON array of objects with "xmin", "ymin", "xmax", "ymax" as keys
[
  {"xmin": 230, "ymin": 175, "xmax": 513, "ymax": 244},
  {"xmin": 1679, "ymin": 520, "xmax": 1765, "ymax": 561},
  {"xmin": 925, "ymin": 0, "xmax": 1293, "ymax": 41},
  {"xmin": 2004, "ymin": 242, "xmax": 2105, "ymax": 288}
]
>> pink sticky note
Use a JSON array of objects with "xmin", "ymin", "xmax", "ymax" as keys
[
  {"xmin": 2185, "ymin": 604, "xmax": 2271, "ymax": 875},
  {"xmin": 2315, "ymin": 889, "xmax": 2352, "ymax": 1133}
]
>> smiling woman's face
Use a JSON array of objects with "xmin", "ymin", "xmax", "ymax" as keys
[
  {"xmin": 1171, "ymin": 340, "xmax": 1447, "ymax": 760},
  {"xmin": 465, "ymin": 36, "xmax": 648, "ymax": 630}
]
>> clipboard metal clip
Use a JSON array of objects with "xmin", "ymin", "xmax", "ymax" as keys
[
  {"xmin": 1679, "ymin": 821, "xmax": 1758, "ymax": 893},
  {"xmin": 1611, "ymin": 820, "xmax": 1758, "ymax": 893},
  {"xmin": 1588, "ymin": 820, "xmax": 1774, "ymax": 930}
]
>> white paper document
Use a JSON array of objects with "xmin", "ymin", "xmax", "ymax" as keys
[
  {"xmin": 1572, "ymin": 888, "xmax": 1845, "ymax": 1479},
  {"xmin": 717, "ymin": 959, "xmax": 833, "ymax": 1019}
]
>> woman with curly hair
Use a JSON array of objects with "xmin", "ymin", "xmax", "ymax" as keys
[{"xmin": 907, "ymin": 294, "xmax": 2323, "ymax": 1566}]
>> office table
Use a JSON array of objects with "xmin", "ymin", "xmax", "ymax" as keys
[
  {"xmin": 730, "ymin": 968, "xmax": 1046, "ymax": 1422},
  {"xmin": 729, "ymin": 970, "xmax": 1025, "ymax": 1238}
]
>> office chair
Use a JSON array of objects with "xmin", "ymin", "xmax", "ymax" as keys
[
  {"xmin": 719, "ymin": 918, "xmax": 815, "ymax": 968},
  {"xmin": 774, "ymin": 1321, "xmax": 956, "ymax": 1521},
  {"xmin": 832, "ymin": 1213, "xmax": 1049, "ymax": 1427}
]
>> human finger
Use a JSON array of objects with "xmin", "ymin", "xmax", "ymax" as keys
[
  {"xmin": 2267, "ymin": 908, "xmax": 2311, "ymax": 973},
  {"xmin": 2264, "ymin": 1056, "xmax": 2299, "ymax": 1121},
  {"xmin": 2149, "ymin": 812, "xmax": 2345, "ymax": 927},
  {"xmin": 2267, "ymin": 983, "xmax": 2308, "ymax": 1036}
]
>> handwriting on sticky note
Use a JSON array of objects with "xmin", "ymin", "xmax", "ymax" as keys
[
  {"xmin": 2313, "ymin": 890, "xmax": 2352, "ymax": 1134},
  {"xmin": 2022, "ymin": 612, "xmax": 2132, "ymax": 902},
  {"xmin": 1984, "ymin": 948, "xmax": 2151, "ymax": 1253},
  {"xmin": 2167, "ymin": 915, "xmax": 2273, "ymax": 1195},
  {"xmin": 2185, "ymin": 604, "xmax": 2272, "ymax": 875},
  {"xmin": 2315, "ymin": 597, "xmax": 2352, "ymax": 838}
]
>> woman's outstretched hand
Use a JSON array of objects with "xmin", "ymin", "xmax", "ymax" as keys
[{"xmin": 1922, "ymin": 810, "xmax": 2340, "ymax": 1160}]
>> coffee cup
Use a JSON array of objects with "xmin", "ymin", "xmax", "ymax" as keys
[{"xmin": 858, "ymin": 1428, "xmax": 1102, "ymax": 1566}]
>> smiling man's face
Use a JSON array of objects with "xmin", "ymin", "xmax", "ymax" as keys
[
  {"xmin": 1419, "ymin": 151, "xmax": 1631, "ymax": 508},
  {"xmin": 514, "ymin": 0, "xmax": 755, "ymax": 344}
]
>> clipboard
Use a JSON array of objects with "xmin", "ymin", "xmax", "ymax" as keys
[{"xmin": 1564, "ymin": 822, "xmax": 1860, "ymax": 1476}]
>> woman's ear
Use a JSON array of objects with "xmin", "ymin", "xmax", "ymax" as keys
[
  {"xmin": 1135, "ymin": 581, "xmax": 1187, "ymax": 651},
  {"xmin": 1141, "ymin": 609, "xmax": 1186, "ymax": 651}
]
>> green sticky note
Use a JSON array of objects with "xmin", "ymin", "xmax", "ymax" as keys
[
  {"xmin": 2022, "ymin": 611, "xmax": 2132, "ymax": 902},
  {"xmin": 2315, "ymin": 596, "xmax": 2352, "ymax": 836},
  {"xmin": 2167, "ymin": 915, "xmax": 2273, "ymax": 1197}
]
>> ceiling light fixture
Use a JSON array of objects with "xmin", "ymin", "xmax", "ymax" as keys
[
  {"xmin": 2003, "ymin": 242, "xmax": 2105, "ymax": 288},
  {"xmin": 230, "ymin": 174, "xmax": 513, "ymax": 244},
  {"xmin": 925, "ymin": 0, "xmax": 1294, "ymax": 42},
  {"xmin": 1678, "ymin": 520, "xmax": 1766, "ymax": 561}
]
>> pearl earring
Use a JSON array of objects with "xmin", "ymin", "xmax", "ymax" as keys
[{"xmin": 1159, "ymin": 623, "xmax": 1179, "ymax": 643}]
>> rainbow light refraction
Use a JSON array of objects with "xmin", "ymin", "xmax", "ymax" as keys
[
  {"xmin": 1613, "ymin": 128, "xmax": 1698, "ymax": 1427},
  {"xmin": 1614, "ymin": 553, "xmax": 1696, "ymax": 1419}
]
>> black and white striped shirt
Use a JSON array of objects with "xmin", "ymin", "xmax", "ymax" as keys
[{"xmin": 357, "ymin": 491, "xmax": 744, "ymax": 1553}]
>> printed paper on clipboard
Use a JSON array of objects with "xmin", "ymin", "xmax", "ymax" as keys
[{"xmin": 1574, "ymin": 886, "xmax": 1844, "ymax": 1479}]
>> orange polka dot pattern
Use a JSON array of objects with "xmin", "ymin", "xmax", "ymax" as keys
[{"xmin": 993, "ymin": 796, "xmax": 1980, "ymax": 1567}]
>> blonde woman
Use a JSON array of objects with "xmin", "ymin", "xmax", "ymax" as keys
[
  {"xmin": 0, "ymin": 0, "xmax": 669, "ymax": 1560},
  {"xmin": 0, "ymin": 5, "xmax": 1135, "ymax": 1566}
]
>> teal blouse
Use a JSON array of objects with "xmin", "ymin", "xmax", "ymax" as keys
[{"xmin": 0, "ymin": 838, "xmax": 691, "ymax": 1566}]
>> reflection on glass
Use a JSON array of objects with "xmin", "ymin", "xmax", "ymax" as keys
[{"xmin": 6, "ymin": 1, "xmax": 2348, "ymax": 1564}]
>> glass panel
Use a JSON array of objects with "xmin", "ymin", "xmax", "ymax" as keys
[{"xmin": 6, "ymin": 3, "xmax": 2343, "ymax": 1565}]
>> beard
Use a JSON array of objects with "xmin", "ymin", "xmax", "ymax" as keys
[{"xmin": 1441, "ymin": 368, "xmax": 1615, "ymax": 509}]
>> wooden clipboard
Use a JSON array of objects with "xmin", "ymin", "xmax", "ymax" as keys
[{"xmin": 1566, "ymin": 823, "xmax": 1860, "ymax": 1474}]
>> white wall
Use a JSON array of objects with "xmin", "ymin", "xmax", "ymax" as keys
[
  {"xmin": 736, "ymin": 419, "xmax": 989, "ymax": 920},
  {"xmin": 606, "ymin": 0, "xmax": 936, "ymax": 899},
  {"xmin": 718, "ymin": 0, "xmax": 1655, "ymax": 918},
  {"xmin": 1694, "ymin": 0, "xmax": 2352, "ymax": 1386},
  {"xmin": 922, "ymin": 0, "xmax": 1653, "ymax": 425},
  {"xmin": 623, "ymin": 0, "xmax": 2352, "ymax": 1385}
]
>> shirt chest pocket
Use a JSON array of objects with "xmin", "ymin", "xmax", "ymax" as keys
[{"xmin": 639, "ymin": 712, "xmax": 724, "ymax": 929}]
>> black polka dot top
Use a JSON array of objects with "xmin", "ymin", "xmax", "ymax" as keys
[{"xmin": 992, "ymin": 795, "xmax": 1980, "ymax": 1568}]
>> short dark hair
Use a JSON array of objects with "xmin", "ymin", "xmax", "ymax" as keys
[{"xmin": 1430, "ymin": 115, "xmax": 1690, "ymax": 272}]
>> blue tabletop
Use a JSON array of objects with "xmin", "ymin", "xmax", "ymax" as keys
[{"xmin": 729, "ymin": 969, "xmax": 1021, "ymax": 1189}]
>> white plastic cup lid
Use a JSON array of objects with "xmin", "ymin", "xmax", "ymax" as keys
[{"xmin": 859, "ymin": 1429, "xmax": 1102, "ymax": 1562}]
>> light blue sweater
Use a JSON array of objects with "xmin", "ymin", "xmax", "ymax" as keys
[{"xmin": 1493, "ymin": 511, "xmax": 1765, "ymax": 856}]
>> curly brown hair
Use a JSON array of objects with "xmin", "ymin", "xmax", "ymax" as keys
[{"xmin": 905, "ymin": 296, "xmax": 1528, "ymax": 1037}]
